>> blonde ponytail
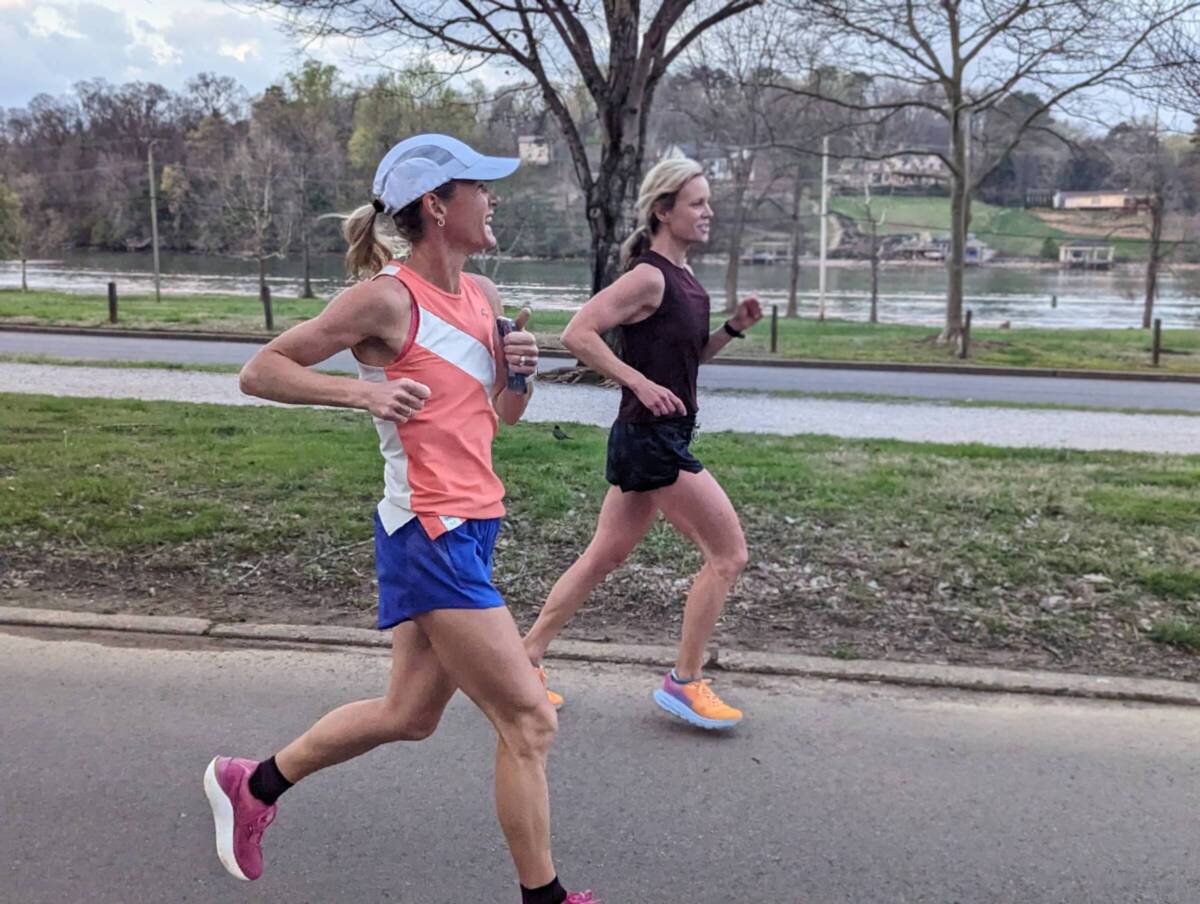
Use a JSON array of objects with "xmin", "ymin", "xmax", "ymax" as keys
[
  {"xmin": 343, "ymin": 203, "xmax": 393, "ymax": 280},
  {"xmin": 620, "ymin": 156, "xmax": 705, "ymax": 271},
  {"xmin": 619, "ymin": 225, "xmax": 653, "ymax": 272}
]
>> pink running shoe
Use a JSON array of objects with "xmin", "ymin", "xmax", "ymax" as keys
[
  {"xmin": 566, "ymin": 893, "xmax": 600, "ymax": 903},
  {"xmin": 203, "ymin": 756, "xmax": 277, "ymax": 881}
]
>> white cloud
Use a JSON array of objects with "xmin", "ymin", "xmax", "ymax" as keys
[
  {"xmin": 131, "ymin": 18, "xmax": 182, "ymax": 67},
  {"xmin": 28, "ymin": 5, "xmax": 82, "ymax": 39},
  {"xmin": 0, "ymin": 0, "xmax": 513, "ymax": 109},
  {"xmin": 217, "ymin": 38, "xmax": 262, "ymax": 64}
]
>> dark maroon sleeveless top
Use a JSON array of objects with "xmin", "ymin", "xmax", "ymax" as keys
[{"xmin": 617, "ymin": 250, "xmax": 711, "ymax": 424}]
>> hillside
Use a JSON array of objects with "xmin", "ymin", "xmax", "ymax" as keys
[{"xmin": 829, "ymin": 196, "xmax": 1181, "ymax": 260}]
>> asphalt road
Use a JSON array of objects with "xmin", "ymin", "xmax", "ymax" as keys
[
  {"xmin": 3, "ymin": 627, "xmax": 1198, "ymax": 903},
  {"xmin": 2, "ymin": 329, "xmax": 1197, "ymax": 411}
]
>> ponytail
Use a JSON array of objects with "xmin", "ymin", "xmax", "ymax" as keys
[
  {"xmin": 619, "ymin": 225, "xmax": 653, "ymax": 272},
  {"xmin": 343, "ymin": 203, "xmax": 392, "ymax": 280}
]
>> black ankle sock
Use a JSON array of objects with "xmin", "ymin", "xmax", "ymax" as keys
[
  {"xmin": 247, "ymin": 755, "xmax": 293, "ymax": 805},
  {"xmin": 520, "ymin": 876, "xmax": 567, "ymax": 904}
]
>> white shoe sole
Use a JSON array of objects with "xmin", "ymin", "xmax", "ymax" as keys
[
  {"xmin": 203, "ymin": 757, "xmax": 250, "ymax": 881},
  {"xmin": 653, "ymin": 689, "xmax": 741, "ymax": 730}
]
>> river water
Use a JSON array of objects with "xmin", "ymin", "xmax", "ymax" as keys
[{"xmin": 2, "ymin": 250, "xmax": 1197, "ymax": 329}]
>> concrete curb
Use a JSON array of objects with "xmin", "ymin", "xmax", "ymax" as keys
[
  {"xmin": 4, "ymin": 606, "xmax": 1198, "ymax": 707},
  {"xmin": 4, "ymin": 323, "xmax": 1197, "ymax": 384},
  {"xmin": 0, "ymin": 605, "xmax": 212, "ymax": 636}
]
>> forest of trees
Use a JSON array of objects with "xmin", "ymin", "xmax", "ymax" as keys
[{"xmin": 3, "ymin": 0, "xmax": 1200, "ymax": 334}]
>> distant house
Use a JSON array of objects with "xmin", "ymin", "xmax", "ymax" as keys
[
  {"xmin": 740, "ymin": 238, "xmax": 792, "ymax": 265},
  {"xmin": 1059, "ymin": 243, "xmax": 1115, "ymax": 270},
  {"xmin": 837, "ymin": 153, "xmax": 948, "ymax": 190},
  {"xmin": 894, "ymin": 232, "xmax": 994, "ymax": 264},
  {"xmin": 1053, "ymin": 190, "xmax": 1148, "ymax": 211},
  {"xmin": 658, "ymin": 142, "xmax": 738, "ymax": 182},
  {"xmin": 518, "ymin": 135, "xmax": 551, "ymax": 166}
]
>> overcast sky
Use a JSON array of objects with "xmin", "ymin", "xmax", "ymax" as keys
[
  {"xmin": 0, "ymin": 0, "xmax": 1179, "ymax": 135},
  {"xmin": 0, "ymin": 0, "xmax": 427, "ymax": 109}
]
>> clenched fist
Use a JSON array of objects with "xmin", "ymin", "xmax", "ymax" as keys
[{"xmin": 362, "ymin": 377, "xmax": 431, "ymax": 423}]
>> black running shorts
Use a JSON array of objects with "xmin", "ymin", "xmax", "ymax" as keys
[{"xmin": 605, "ymin": 416, "xmax": 704, "ymax": 493}]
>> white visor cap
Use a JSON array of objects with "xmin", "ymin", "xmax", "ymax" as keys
[{"xmin": 372, "ymin": 134, "xmax": 520, "ymax": 216}]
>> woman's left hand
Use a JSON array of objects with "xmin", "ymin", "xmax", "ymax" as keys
[
  {"xmin": 504, "ymin": 309, "xmax": 539, "ymax": 376},
  {"xmin": 730, "ymin": 295, "xmax": 764, "ymax": 333}
]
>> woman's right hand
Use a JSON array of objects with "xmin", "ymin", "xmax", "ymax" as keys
[
  {"xmin": 362, "ymin": 378, "xmax": 431, "ymax": 423},
  {"xmin": 632, "ymin": 377, "xmax": 687, "ymax": 418}
]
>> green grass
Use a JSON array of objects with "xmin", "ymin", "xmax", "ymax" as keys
[
  {"xmin": 530, "ymin": 308, "xmax": 1200, "ymax": 374},
  {"xmin": 1149, "ymin": 619, "xmax": 1200, "ymax": 653},
  {"xmin": 2, "ymin": 393, "xmax": 1199, "ymax": 674},
  {"xmin": 4, "ymin": 289, "xmax": 1199, "ymax": 374},
  {"xmin": 0, "ymin": 354, "xmax": 245, "ymax": 374},
  {"xmin": 1139, "ymin": 568, "xmax": 1200, "ymax": 600},
  {"xmin": 0, "ymin": 289, "xmax": 326, "ymax": 333},
  {"xmin": 830, "ymin": 196, "xmax": 1167, "ymax": 260}
]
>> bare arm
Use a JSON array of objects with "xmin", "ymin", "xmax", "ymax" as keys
[
  {"xmin": 239, "ymin": 279, "xmax": 431, "ymax": 423},
  {"xmin": 700, "ymin": 295, "xmax": 763, "ymax": 364},
  {"xmin": 561, "ymin": 265, "xmax": 687, "ymax": 418},
  {"xmin": 471, "ymin": 274, "xmax": 537, "ymax": 427}
]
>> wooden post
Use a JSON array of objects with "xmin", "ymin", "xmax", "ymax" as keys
[
  {"xmin": 770, "ymin": 305, "xmax": 778, "ymax": 354},
  {"xmin": 1152, "ymin": 318, "xmax": 1162, "ymax": 367},
  {"xmin": 260, "ymin": 283, "xmax": 274, "ymax": 332},
  {"xmin": 1051, "ymin": 294, "xmax": 1057, "ymax": 309},
  {"xmin": 958, "ymin": 309, "xmax": 973, "ymax": 359},
  {"xmin": 107, "ymin": 281, "xmax": 118, "ymax": 324}
]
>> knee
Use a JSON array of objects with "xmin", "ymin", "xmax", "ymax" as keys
[
  {"xmin": 503, "ymin": 700, "xmax": 558, "ymax": 761},
  {"xmin": 710, "ymin": 544, "xmax": 749, "ymax": 584}
]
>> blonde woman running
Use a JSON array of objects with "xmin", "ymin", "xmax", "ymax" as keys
[
  {"xmin": 203, "ymin": 134, "xmax": 597, "ymax": 904},
  {"xmin": 525, "ymin": 157, "xmax": 762, "ymax": 730}
]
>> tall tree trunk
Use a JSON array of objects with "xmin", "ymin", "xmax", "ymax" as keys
[
  {"xmin": 1143, "ymin": 196, "xmax": 1164, "ymax": 329},
  {"xmin": 869, "ymin": 218, "xmax": 880, "ymax": 324},
  {"xmin": 724, "ymin": 166, "xmax": 751, "ymax": 313},
  {"xmin": 942, "ymin": 112, "xmax": 969, "ymax": 343},
  {"xmin": 301, "ymin": 221, "xmax": 314, "ymax": 299},
  {"xmin": 588, "ymin": 141, "xmax": 639, "ymax": 293},
  {"xmin": 787, "ymin": 164, "xmax": 804, "ymax": 319}
]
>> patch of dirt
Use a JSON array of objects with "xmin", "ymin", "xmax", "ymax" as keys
[{"xmin": 4, "ymin": 532, "xmax": 1198, "ymax": 684}]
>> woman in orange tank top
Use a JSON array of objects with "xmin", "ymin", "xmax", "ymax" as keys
[{"xmin": 202, "ymin": 135, "xmax": 597, "ymax": 904}]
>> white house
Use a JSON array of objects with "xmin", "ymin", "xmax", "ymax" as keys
[{"xmin": 518, "ymin": 135, "xmax": 551, "ymax": 166}]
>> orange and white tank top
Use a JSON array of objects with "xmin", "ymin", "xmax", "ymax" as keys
[{"xmin": 358, "ymin": 261, "xmax": 505, "ymax": 539}]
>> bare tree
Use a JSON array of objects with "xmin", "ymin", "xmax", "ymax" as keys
[
  {"xmin": 675, "ymin": 9, "xmax": 792, "ymax": 312},
  {"xmin": 862, "ymin": 183, "xmax": 885, "ymax": 323},
  {"xmin": 219, "ymin": 124, "xmax": 298, "ymax": 304},
  {"xmin": 252, "ymin": 0, "xmax": 762, "ymax": 291},
  {"xmin": 1106, "ymin": 120, "xmax": 1184, "ymax": 329},
  {"xmin": 780, "ymin": 0, "xmax": 1200, "ymax": 341},
  {"xmin": 0, "ymin": 181, "xmax": 22, "ymax": 284}
]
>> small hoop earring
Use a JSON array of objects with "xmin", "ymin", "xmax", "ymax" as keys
[{"xmin": 436, "ymin": 215, "xmax": 446, "ymax": 228}]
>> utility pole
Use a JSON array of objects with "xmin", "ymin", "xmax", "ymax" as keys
[
  {"xmin": 962, "ymin": 110, "xmax": 972, "ymax": 267},
  {"xmin": 147, "ymin": 140, "xmax": 162, "ymax": 302},
  {"xmin": 818, "ymin": 135, "xmax": 829, "ymax": 322}
]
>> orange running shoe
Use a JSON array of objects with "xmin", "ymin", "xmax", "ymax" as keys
[
  {"xmin": 535, "ymin": 665, "xmax": 564, "ymax": 710},
  {"xmin": 652, "ymin": 672, "xmax": 742, "ymax": 730}
]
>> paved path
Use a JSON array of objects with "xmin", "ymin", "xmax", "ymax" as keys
[
  {"xmin": 3, "ymin": 328, "xmax": 1197, "ymax": 411},
  {"xmin": 3, "ymin": 627, "xmax": 1198, "ymax": 903},
  {"xmin": 1, "ymin": 361, "xmax": 1196, "ymax": 453}
]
